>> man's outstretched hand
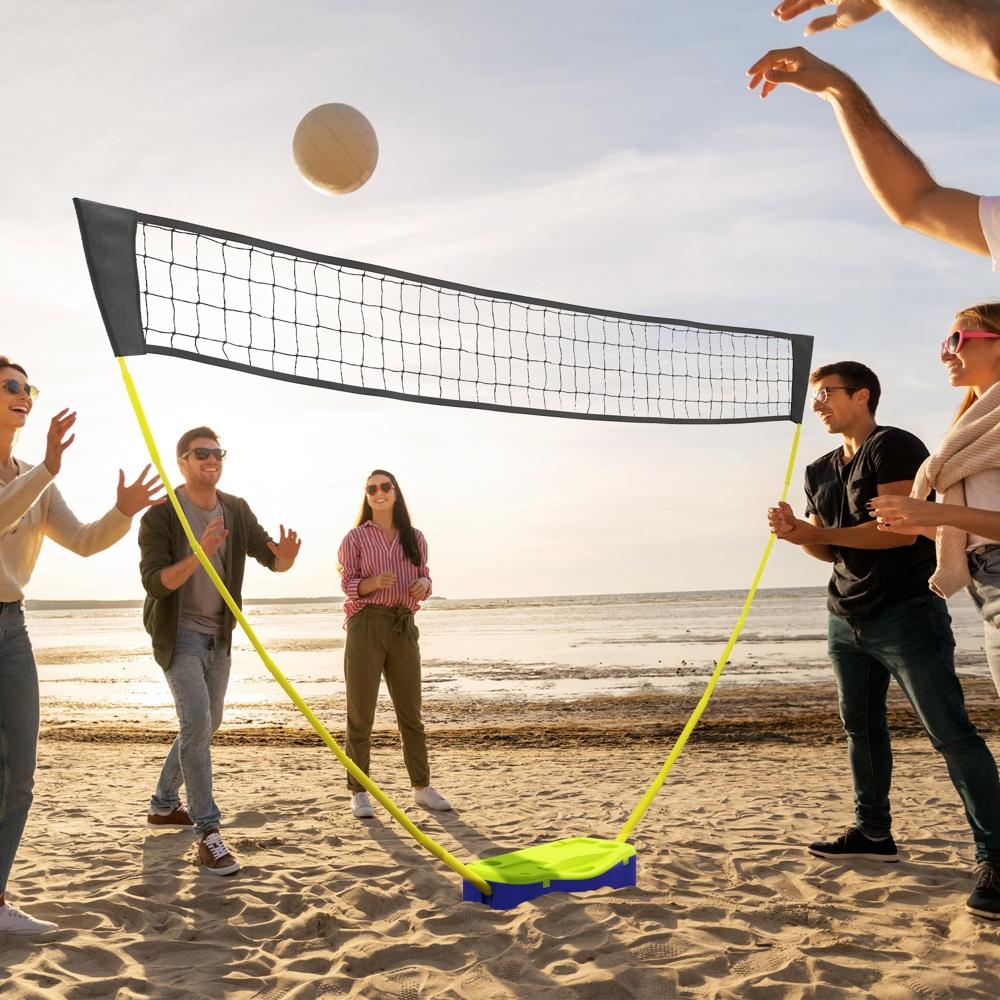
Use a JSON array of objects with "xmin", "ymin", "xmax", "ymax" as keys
[
  {"xmin": 748, "ymin": 46, "xmax": 849, "ymax": 99},
  {"xmin": 773, "ymin": 0, "xmax": 883, "ymax": 37}
]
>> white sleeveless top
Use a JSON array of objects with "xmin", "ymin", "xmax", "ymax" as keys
[{"xmin": 964, "ymin": 467, "xmax": 1000, "ymax": 549}]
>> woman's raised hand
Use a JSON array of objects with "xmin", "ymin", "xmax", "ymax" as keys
[
  {"xmin": 43, "ymin": 409, "xmax": 77, "ymax": 476},
  {"xmin": 116, "ymin": 465, "xmax": 167, "ymax": 517}
]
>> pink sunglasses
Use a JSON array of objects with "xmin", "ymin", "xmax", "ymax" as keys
[{"xmin": 942, "ymin": 329, "xmax": 1000, "ymax": 355}]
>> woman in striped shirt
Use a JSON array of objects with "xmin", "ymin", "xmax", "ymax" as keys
[{"xmin": 337, "ymin": 469, "xmax": 452, "ymax": 819}]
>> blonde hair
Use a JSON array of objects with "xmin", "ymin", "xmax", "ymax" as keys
[{"xmin": 950, "ymin": 302, "xmax": 1000, "ymax": 423}]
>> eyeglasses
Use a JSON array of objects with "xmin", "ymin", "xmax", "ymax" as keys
[
  {"xmin": 1, "ymin": 378, "xmax": 39, "ymax": 400},
  {"xmin": 811, "ymin": 386, "xmax": 859, "ymax": 404},
  {"xmin": 941, "ymin": 329, "xmax": 1000, "ymax": 355},
  {"xmin": 366, "ymin": 482, "xmax": 395, "ymax": 496},
  {"xmin": 181, "ymin": 447, "xmax": 227, "ymax": 461}
]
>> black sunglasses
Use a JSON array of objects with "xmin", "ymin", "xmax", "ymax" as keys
[
  {"xmin": 366, "ymin": 482, "xmax": 395, "ymax": 496},
  {"xmin": 182, "ymin": 447, "xmax": 227, "ymax": 461},
  {"xmin": 2, "ymin": 378, "xmax": 39, "ymax": 401}
]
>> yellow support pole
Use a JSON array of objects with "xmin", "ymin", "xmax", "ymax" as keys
[
  {"xmin": 616, "ymin": 422, "xmax": 802, "ymax": 843},
  {"xmin": 117, "ymin": 357, "xmax": 492, "ymax": 895}
]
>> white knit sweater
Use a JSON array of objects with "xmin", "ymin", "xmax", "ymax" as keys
[{"xmin": 0, "ymin": 459, "xmax": 132, "ymax": 602}]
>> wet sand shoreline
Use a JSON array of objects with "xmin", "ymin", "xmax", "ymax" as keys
[{"xmin": 39, "ymin": 677, "xmax": 1000, "ymax": 748}]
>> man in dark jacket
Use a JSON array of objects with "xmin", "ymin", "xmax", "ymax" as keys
[{"xmin": 139, "ymin": 426, "xmax": 300, "ymax": 875}]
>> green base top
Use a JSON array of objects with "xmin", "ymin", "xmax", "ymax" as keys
[{"xmin": 468, "ymin": 837, "xmax": 636, "ymax": 886}]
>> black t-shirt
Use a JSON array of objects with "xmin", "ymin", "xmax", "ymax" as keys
[{"xmin": 804, "ymin": 425, "xmax": 937, "ymax": 621}]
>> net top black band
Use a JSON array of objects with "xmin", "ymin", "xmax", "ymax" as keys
[{"xmin": 74, "ymin": 197, "xmax": 813, "ymax": 425}]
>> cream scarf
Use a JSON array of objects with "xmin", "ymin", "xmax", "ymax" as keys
[{"xmin": 911, "ymin": 379, "xmax": 1000, "ymax": 597}]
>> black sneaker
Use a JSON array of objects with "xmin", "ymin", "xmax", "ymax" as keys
[
  {"xmin": 808, "ymin": 826, "xmax": 899, "ymax": 863},
  {"xmin": 967, "ymin": 863, "xmax": 1000, "ymax": 920}
]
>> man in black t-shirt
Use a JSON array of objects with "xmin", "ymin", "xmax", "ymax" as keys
[{"xmin": 768, "ymin": 361, "xmax": 1000, "ymax": 920}]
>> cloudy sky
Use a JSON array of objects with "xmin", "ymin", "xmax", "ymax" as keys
[{"xmin": 5, "ymin": 1, "xmax": 999, "ymax": 601}]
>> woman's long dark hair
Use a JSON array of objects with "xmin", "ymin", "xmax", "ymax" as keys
[{"xmin": 355, "ymin": 469, "xmax": 421, "ymax": 566}]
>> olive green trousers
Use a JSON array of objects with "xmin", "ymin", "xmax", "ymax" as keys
[{"xmin": 343, "ymin": 604, "xmax": 429, "ymax": 792}]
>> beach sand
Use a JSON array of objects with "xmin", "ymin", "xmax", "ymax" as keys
[{"xmin": 4, "ymin": 682, "xmax": 1000, "ymax": 999}]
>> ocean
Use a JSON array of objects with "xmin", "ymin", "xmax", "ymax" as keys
[{"xmin": 25, "ymin": 587, "xmax": 994, "ymax": 727}]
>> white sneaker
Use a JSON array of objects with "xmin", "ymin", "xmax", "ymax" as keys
[
  {"xmin": 351, "ymin": 791, "xmax": 375, "ymax": 818},
  {"xmin": 414, "ymin": 786, "xmax": 452, "ymax": 811},
  {"xmin": 0, "ymin": 902, "xmax": 58, "ymax": 935}
]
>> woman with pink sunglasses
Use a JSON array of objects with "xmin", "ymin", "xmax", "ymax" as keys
[
  {"xmin": 869, "ymin": 300, "xmax": 1000, "ymax": 698},
  {"xmin": 336, "ymin": 469, "xmax": 452, "ymax": 820}
]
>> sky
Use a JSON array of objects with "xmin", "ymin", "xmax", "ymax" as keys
[{"xmin": 4, "ymin": 1, "xmax": 1000, "ymax": 601}]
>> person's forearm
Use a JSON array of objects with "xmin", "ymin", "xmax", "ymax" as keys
[
  {"xmin": 799, "ymin": 541, "xmax": 836, "ymax": 563},
  {"xmin": 883, "ymin": 0, "xmax": 1000, "ymax": 85},
  {"xmin": 934, "ymin": 504, "xmax": 1000, "ymax": 543},
  {"xmin": 815, "ymin": 522, "xmax": 916, "ymax": 549},
  {"xmin": 159, "ymin": 553, "xmax": 201, "ymax": 591},
  {"xmin": 357, "ymin": 577, "xmax": 379, "ymax": 596},
  {"xmin": 828, "ymin": 76, "xmax": 935, "ymax": 226},
  {"xmin": 827, "ymin": 78, "xmax": 986, "ymax": 253},
  {"xmin": 0, "ymin": 464, "xmax": 54, "ymax": 534}
]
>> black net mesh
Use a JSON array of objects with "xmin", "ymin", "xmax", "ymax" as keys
[{"xmin": 135, "ymin": 221, "xmax": 805, "ymax": 424}]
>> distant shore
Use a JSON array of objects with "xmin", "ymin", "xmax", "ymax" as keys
[{"xmin": 24, "ymin": 585, "xmax": 825, "ymax": 612}]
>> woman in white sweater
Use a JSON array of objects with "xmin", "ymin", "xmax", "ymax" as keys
[
  {"xmin": 0, "ymin": 355, "xmax": 163, "ymax": 936},
  {"xmin": 869, "ymin": 300, "xmax": 1000, "ymax": 700}
]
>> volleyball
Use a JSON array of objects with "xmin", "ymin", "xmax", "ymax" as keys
[{"xmin": 292, "ymin": 103, "xmax": 379, "ymax": 195}]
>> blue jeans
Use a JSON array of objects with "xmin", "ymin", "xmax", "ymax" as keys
[
  {"xmin": 967, "ymin": 544, "xmax": 1000, "ymax": 698},
  {"xmin": 150, "ymin": 628, "xmax": 231, "ymax": 836},
  {"xmin": 828, "ymin": 596, "xmax": 1000, "ymax": 866},
  {"xmin": 0, "ymin": 603, "xmax": 38, "ymax": 896}
]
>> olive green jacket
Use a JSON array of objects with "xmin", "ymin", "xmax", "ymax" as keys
[{"xmin": 138, "ymin": 489, "xmax": 276, "ymax": 668}]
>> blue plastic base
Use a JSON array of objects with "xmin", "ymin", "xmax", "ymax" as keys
[{"xmin": 462, "ymin": 854, "xmax": 637, "ymax": 909}]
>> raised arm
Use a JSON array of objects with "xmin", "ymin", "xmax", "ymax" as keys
[
  {"xmin": 43, "ymin": 482, "xmax": 132, "ymax": 557},
  {"xmin": 0, "ymin": 464, "xmax": 53, "ymax": 534},
  {"xmin": 773, "ymin": 0, "xmax": 1000, "ymax": 85},
  {"xmin": 747, "ymin": 48, "xmax": 988, "ymax": 255},
  {"xmin": 0, "ymin": 410, "xmax": 77, "ymax": 533}
]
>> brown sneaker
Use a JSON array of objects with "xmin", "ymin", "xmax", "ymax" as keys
[
  {"xmin": 197, "ymin": 829, "xmax": 241, "ymax": 876},
  {"xmin": 147, "ymin": 805, "xmax": 195, "ymax": 828}
]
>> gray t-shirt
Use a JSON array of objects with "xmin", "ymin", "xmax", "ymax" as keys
[{"xmin": 177, "ymin": 490, "xmax": 227, "ymax": 636}]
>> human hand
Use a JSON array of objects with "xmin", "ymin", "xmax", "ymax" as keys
[
  {"xmin": 767, "ymin": 500, "xmax": 796, "ymax": 534},
  {"xmin": 370, "ymin": 571, "xmax": 397, "ymax": 589},
  {"xmin": 410, "ymin": 577, "xmax": 430, "ymax": 600},
  {"xmin": 198, "ymin": 515, "xmax": 229, "ymax": 557},
  {"xmin": 867, "ymin": 495, "xmax": 941, "ymax": 535},
  {"xmin": 116, "ymin": 465, "xmax": 166, "ymax": 516},
  {"xmin": 747, "ymin": 46, "xmax": 848, "ymax": 99},
  {"xmin": 772, "ymin": 0, "xmax": 882, "ymax": 37},
  {"xmin": 267, "ymin": 524, "xmax": 301, "ymax": 564},
  {"xmin": 44, "ymin": 409, "xmax": 77, "ymax": 476},
  {"xmin": 768, "ymin": 501, "xmax": 818, "ymax": 545}
]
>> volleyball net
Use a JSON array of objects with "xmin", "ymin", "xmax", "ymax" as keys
[
  {"xmin": 74, "ymin": 195, "xmax": 813, "ymax": 898},
  {"xmin": 74, "ymin": 198, "xmax": 812, "ymax": 426}
]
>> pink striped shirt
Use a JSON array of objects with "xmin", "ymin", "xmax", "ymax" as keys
[{"xmin": 338, "ymin": 520, "xmax": 432, "ymax": 622}]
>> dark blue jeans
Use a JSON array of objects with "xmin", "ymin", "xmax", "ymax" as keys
[
  {"xmin": 828, "ymin": 595, "xmax": 1000, "ymax": 866},
  {"xmin": 0, "ymin": 603, "xmax": 38, "ymax": 895}
]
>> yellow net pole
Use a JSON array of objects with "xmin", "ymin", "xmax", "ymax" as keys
[
  {"xmin": 117, "ymin": 356, "xmax": 492, "ymax": 896},
  {"xmin": 615, "ymin": 422, "xmax": 802, "ymax": 844}
]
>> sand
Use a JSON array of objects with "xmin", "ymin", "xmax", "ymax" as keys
[{"xmin": 3, "ymin": 683, "xmax": 1000, "ymax": 999}]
